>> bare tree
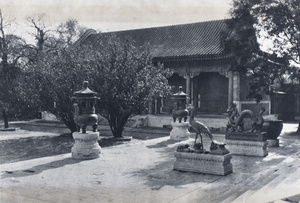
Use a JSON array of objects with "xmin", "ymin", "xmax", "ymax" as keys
[
  {"xmin": 0, "ymin": 9, "xmax": 27, "ymax": 128},
  {"xmin": 27, "ymin": 14, "xmax": 52, "ymax": 51},
  {"xmin": 56, "ymin": 19, "xmax": 87, "ymax": 47}
]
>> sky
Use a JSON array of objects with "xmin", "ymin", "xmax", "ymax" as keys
[{"xmin": 0, "ymin": 0, "xmax": 232, "ymax": 34}]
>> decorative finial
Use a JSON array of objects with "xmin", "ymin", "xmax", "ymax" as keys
[{"xmin": 83, "ymin": 81, "xmax": 89, "ymax": 89}]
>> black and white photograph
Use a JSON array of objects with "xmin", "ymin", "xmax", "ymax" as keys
[{"xmin": 0, "ymin": 0, "xmax": 300, "ymax": 202}]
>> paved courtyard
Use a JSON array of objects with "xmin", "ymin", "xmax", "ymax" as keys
[{"xmin": 0, "ymin": 123, "xmax": 300, "ymax": 203}]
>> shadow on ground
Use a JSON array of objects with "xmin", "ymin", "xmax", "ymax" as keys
[
  {"xmin": 146, "ymin": 139, "xmax": 181, "ymax": 149},
  {"xmin": 0, "ymin": 134, "xmax": 74, "ymax": 164},
  {"xmin": 134, "ymin": 140, "xmax": 223, "ymax": 189},
  {"xmin": 2, "ymin": 157, "xmax": 81, "ymax": 179},
  {"xmin": 0, "ymin": 131, "xmax": 169, "ymax": 164},
  {"xmin": 130, "ymin": 131, "xmax": 300, "ymax": 190}
]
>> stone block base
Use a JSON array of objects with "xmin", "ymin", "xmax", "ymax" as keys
[
  {"xmin": 225, "ymin": 132, "xmax": 267, "ymax": 141},
  {"xmin": 225, "ymin": 139, "xmax": 268, "ymax": 157},
  {"xmin": 170, "ymin": 121, "xmax": 190, "ymax": 140},
  {"xmin": 268, "ymin": 139, "xmax": 279, "ymax": 147},
  {"xmin": 0, "ymin": 127, "xmax": 19, "ymax": 131},
  {"xmin": 72, "ymin": 132, "xmax": 101, "ymax": 159},
  {"xmin": 173, "ymin": 152, "xmax": 233, "ymax": 176}
]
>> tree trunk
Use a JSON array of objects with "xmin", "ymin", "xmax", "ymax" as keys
[
  {"xmin": 109, "ymin": 120, "xmax": 126, "ymax": 138},
  {"xmin": 296, "ymin": 120, "xmax": 300, "ymax": 134},
  {"xmin": 108, "ymin": 112, "xmax": 130, "ymax": 138},
  {"xmin": 2, "ymin": 108, "xmax": 9, "ymax": 128},
  {"xmin": 111, "ymin": 127, "xmax": 124, "ymax": 138},
  {"xmin": 62, "ymin": 118, "xmax": 77, "ymax": 133}
]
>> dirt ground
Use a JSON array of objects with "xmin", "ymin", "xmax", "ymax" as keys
[{"xmin": 0, "ymin": 123, "xmax": 300, "ymax": 203}]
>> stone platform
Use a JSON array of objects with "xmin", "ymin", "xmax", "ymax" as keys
[
  {"xmin": 72, "ymin": 132, "xmax": 101, "ymax": 159},
  {"xmin": 170, "ymin": 121, "xmax": 190, "ymax": 140},
  {"xmin": 173, "ymin": 152, "xmax": 233, "ymax": 176},
  {"xmin": 225, "ymin": 132, "xmax": 268, "ymax": 157}
]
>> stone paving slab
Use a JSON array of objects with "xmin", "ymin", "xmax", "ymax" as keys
[{"xmin": 0, "ymin": 124, "xmax": 300, "ymax": 203}]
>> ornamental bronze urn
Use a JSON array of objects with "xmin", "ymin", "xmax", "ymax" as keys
[
  {"xmin": 72, "ymin": 81, "xmax": 99, "ymax": 133},
  {"xmin": 72, "ymin": 81, "xmax": 101, "ymax": 159},
  {"xmin": 171, "ymin": 86, "xmax": 187, "ymax": 111},
  {"xmin": 169, "ymin": 86, "xmax": 190, "ymax": 140}
]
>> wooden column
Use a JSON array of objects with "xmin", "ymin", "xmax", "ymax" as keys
[
  {"xmin": 233, "ymin": 71, "xmax": 240, "ymax": 102},
  {"xmin": 160, "ymin": 97, "xmax": 164, "ymax": 113},
  {"xmin": 185, "ymin": 73, "xmax": 191, "ymax": 105},
  {"xmin": 154, "ymin": 99, "xmax": 158, "ymax": 114},
  {"xmin": 148, "ymin": 101, "xmax": 153, "ymax": 114},
  {"xmin": 228, "ymin": 70, "xmax": 233, "ymax": 106},
  {"xmin": 191, "ymin": 76, "xmax": 194, "ymax": 105}
]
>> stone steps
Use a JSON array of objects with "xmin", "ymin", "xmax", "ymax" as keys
[
  {"xmin": 241, "ymin": 166, "xmax": 300, "ymax": 202},
  {"xmin": 222, "ymin": 157, "xmax": 300, "ymax": 203},
  {"xmin": 215, "ymin": 171, "xmax": 280, "ymax": 203},
  {"xmin": 226, "ymin": 173, "xmax": 280, "ymax": 203},
  {"xmin": 147, "ymin": 114, "xmax": 227, "ymax": 129}
]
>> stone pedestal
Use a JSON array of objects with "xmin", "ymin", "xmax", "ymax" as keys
[
  {"xmin": 225, "ymin": 132, "xmax": 268, "ymax": 157},
  {"xmin": 173, "ymin": 152, "xmax": 233, "ymax": 175},
  {"xmin": 72, "ymin": 132, "xmax": 101, "ymax": 159},
  {"xmin": 268, "ymin": 139, "xmax": 279, "ymax": 147},
  {"xmin": 170, "ymin": 121, "xmax": 190, "ymax": 140}
]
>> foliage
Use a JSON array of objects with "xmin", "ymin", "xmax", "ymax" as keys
[
  {"xmin": 0, "ymin": 12, "xmax": 172, "ymax": 136},
  {"xmin": 227, "ymin": 0, "xmax": 295, "ymax": 102},
  {"xmin": 252, "ymin": 0, "xmax": 300, "ymax": 67},
  {"xmin": 0, "ymin": 9, "xmax": 32, "ymax": 127},
  {"xmin": 86, "ymin": 35, "xmax": 172, "ymax": 137},
  {"xmin": 246, "ymin": 53, "xmax": 290, "ymax": 101},
  {"xmin": 56, "ymin": 19, "xmax": 87, "ymax": 47},
  {"xmin": 22, "ymin": 46, "xmax": 90, "ymax": 132},
  {"xmin": 22, "ymin": 23, "xmax": 172, "ymax": 136},
  {"xmin": 229, "ymin": 0, "xmax": 300, "ymax": 132},
  {"xmin": 225, "ymin": 1, "xmax": 267, "ymax": 101},
  {"xmin": 229, "ymin": 0, "xmax": 300, "ymax": 76},
  {"xmin": 225, "ymin": 2, "xmax": 261, "ymax": 73}
]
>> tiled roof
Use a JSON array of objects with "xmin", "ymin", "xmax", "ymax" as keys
[{"xmin": 83, "ymin": 19, "xmax": 231, "ymax": 61}]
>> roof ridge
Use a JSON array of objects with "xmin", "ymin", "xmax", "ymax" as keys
[
  {"xmin": 101, "ymin": 18, "xmax": 231, "ymax": 34},
  {"xmin": 80, "ymin": 18, "xmax": 232, "ymax": 60}
]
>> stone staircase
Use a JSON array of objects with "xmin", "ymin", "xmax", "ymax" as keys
[
  {"xmin": 219, "ymin": 156, "xmax": 300, "ymax": 203},
  {"xmin": 146, "ymin": 114, "xmax": 228, "ymax": 129}
]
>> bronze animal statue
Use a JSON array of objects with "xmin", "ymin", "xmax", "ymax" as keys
[
  {"xmin": 172, "ymin": 109, "xmax": 189, "ymax": 123},
  {"xmin": 187, "ymin": 105, "xmax": 228, "ymax": 154},
  {"xmin": 251, "ymin": 107, "xmax": 266, "ymax": 132},
  {"xmin": 226, "ymin": 103, "xmax": 253, "ymax": 132},
  {"xmin": 226, "ymin": 103, "xmax": 266, "ymax": 133},
  {"xmin": 74, "ymin": 103, "xmax": 98, "ymax": 133}
]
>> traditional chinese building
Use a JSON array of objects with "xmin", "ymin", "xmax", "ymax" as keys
[{"xmin": 77, "ymin": 19, "xmax": 271, "ymax": 115}]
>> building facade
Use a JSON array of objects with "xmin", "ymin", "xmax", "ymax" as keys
[{"xmin": 78, "ymin": 19, "xmax": 270, "ymax": 115}]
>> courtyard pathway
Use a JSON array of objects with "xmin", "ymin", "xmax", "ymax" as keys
[{"xmin": 0, "ymin": 123, "xmax": 300, "ymax": 203}]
